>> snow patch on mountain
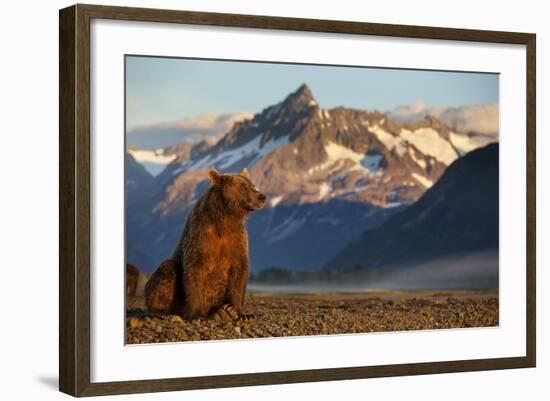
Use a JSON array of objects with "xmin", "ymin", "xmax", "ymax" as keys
[
  {"xmin": 250, "ymin": 135, "xmax": 290, "ymax": 165},
  {"xmin": 189, "ymin": 134, "xmax": 289, "ymax": 170},
  {"xmin": 400, "ymin": 128, "xmax": 458, "ymax": 165},
  {"xmin": 308, "ymin": 142, "xmax": 355, "ymax": 175},
  {"xmin": 189, "ymin": 135, "xmax": 261, "ymax": 170},
  {"xmin": 266, "ymin": 216, "xmax": 307, "ymax": 244},
  {"xmin": 128, "ymin": 149, "xmax": 177, "ymax": 176},
  {"xmin": 450, "ymin": 132, "xmax": 496, "ymax": 155},
  {"xmin": 325, "ymin": 142, "xmax": 364, "ymax": 163},
  {"xmin": 270, "ymin": 195, "xmax": 284, "ymax": 207},
  {"xmin": 318, "ymin": 182, "xmax": 331, "ymax": 200},
  {"xmin": 308, "ymin": 143, "xmax": 386, "ymax": 181},
  {"xmin": 368, "ymin": 124, "xmax": 407, "ymax": 156},
  {"xmin": 171, "ymin": 166, "xmax": 184, "ymax": 176}
]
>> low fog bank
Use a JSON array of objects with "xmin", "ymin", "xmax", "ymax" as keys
[
  {"xmin": 249, "ymin": 251, "xmax": 498, "ymax": 293},
  {"xmin": 365, "ymin": 251, "xmax": 498, "ymax": 291}
]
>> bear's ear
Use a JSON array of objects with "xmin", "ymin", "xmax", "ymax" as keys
[
  {"xmin": 208, "ymin": 168, "xmax": 222, "ymax": 185},
  {"xmin": 241, "ymin": 168, "xmax": 250, "ymax": 178}
]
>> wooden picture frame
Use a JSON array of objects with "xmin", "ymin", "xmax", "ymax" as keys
[{"xmin": 59, "ymin": 3, "xmax": 536, "ymax": 397}]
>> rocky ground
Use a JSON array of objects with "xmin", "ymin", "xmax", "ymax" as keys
[{"xmin": 126, "ymin": 291, "xmax": 499, "ymax": 344}]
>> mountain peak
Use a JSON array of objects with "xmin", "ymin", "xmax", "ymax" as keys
[
  {"xmin": 295, "ymin": 83, "xmax": 312, "ymax": 96},
  {"xmin": 283, "ymin": 83, "xmax": 317, "ymax": 110}
]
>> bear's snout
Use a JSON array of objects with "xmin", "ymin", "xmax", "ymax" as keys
[{"xmin": 258, "ymin": 193, "xmax": 266, "ymax": 201}]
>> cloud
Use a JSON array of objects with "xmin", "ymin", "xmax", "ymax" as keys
[
  {"xmin": 389, "ymin": 102, "xmax": 499, "ymax": 137},
  {"xmin": 127, "ymin": 112, "xmax": 253, "ymax": 149},
  {"xmin": 391, "ymin": 100, "xmax": 427, "ymax": 119},
  {"xmin": 434, "ymin": 104, "xmax": 499, "ymax": 137}
]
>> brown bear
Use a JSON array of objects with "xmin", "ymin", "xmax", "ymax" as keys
[{"xmin": 145, "ymin": 168, "xmax": 266, "ymax": 321}]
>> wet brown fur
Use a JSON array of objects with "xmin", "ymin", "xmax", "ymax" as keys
[{"xmin": 145, "ymin": 168, "xmax": 265, "ymax": 319}]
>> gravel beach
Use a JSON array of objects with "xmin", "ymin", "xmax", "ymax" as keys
[{"xmin": 126, "ymin": 291, "xmax": 498, "ymax": 344}]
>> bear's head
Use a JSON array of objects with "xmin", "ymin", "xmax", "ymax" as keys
[{"xmin": 207, "ymin": 168, "xmax": 266, "ymax": 213}]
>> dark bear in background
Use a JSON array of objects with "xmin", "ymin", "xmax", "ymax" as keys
[
  {"xmin": 145, "ymin": 168, "xmax": 266, "ymax": 320},
  {"xmin": 144, "ymin": 259, "xmax": 183, "ymax": 315},
  {"xmin": 126, "ymin": 264, "xmax": 139, "ymax": 296}
]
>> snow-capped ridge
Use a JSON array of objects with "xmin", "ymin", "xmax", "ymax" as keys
[
  {"xmin": 128, "ymin": 148, "xmax": 177, "ymax": 176},
  {"xmin": 399, "ymin": 128, "xmax": 458, "ymax": 165}
]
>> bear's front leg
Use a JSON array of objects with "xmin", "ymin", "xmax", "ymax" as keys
[
  {"xmin": 226, "ymin": 260, "xmax": 254, "ymax": 321},
  {"xmin": 182, "ymin": 268, "xmax": 212, "ymax": 320}
]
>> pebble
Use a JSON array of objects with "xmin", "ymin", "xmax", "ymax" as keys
[
  {"xmin": 128, "ymin": 318, "xmax": 142, "ymax": 329},
  {"xmin": 169, "ymin": 315, "xmax": 184, "ymax": 325}
]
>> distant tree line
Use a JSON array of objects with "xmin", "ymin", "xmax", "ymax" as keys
[{"xmin": 249, "ymin": 265, "xmax": 385, "ymax": 286}]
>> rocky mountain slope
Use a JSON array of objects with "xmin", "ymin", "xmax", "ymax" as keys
[
  {"xmin": 157, "ymin": 84, "xmax": 472, "ymax": 208},
  {"xmin": 125, "ymin": 153, "xmax": 153, "ymax": 195},
  {"xmin": 126, "ymin": 84, "xmax": 498, "ymax": 273},
  {"xmin": 326, "ymin": 143, "xmax": 499, "ymax": 277},
  {"xmin": 127, "ymin": 142, "xmax": 201, "ymax": 176}
]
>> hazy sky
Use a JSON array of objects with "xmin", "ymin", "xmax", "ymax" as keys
[{"xmin": 126, "ymin": 55, "xmax": 499, "ymax": 128}]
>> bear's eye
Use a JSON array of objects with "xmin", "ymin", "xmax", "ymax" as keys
[{"xmin": 240, "ymin": 182, "xmax": 247, "ymax": 189}]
